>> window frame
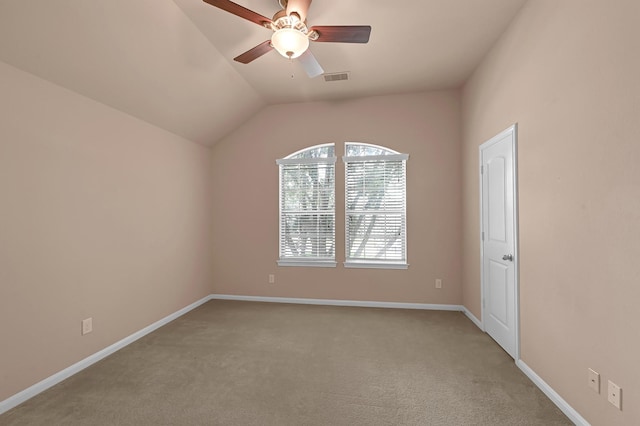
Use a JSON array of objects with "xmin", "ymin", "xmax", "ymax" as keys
[
  {"xmin": 343, "ymin": 142, "xmax": 409, "ymax": 269},
  {"xmin": 276, "ymin": 143, "xmax": 337, "ymax": 268}
]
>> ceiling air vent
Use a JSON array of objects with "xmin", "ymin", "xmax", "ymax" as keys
[{"xmin": 324, "ymin": 72, "xmax": 350, "ymax": 82}]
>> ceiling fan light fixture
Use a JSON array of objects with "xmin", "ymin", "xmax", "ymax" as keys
[{"xmin": 271, "ymin": 28, "xmax": 309, "ymax": 59}]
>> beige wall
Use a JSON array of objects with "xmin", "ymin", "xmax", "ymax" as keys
[
  {"xmin": 462, "ymin": 1, "xmax": 640, "ymax": 424},
  {"xmin": 211, "ymin": 91, "xmax": 462, "ymax": 304},
  {"xmin": 0, "ymin": 61, "xmax": 214, "ymax": 401},
  {"xmin": 7, "ymin": 2, "xmax": 638, "ymax": 422}
]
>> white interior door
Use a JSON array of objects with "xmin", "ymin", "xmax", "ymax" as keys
[{"xmin": 480, "ymin": 125, "xmax": 518, "ymax": 359}]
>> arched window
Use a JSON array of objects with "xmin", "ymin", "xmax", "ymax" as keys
[
  {"xmin": 343, "ymin": 142, "xmax": 408, "ymax": 268},
  {"xmin": 276, "ymin": 144, "xmax": 336, "ymax": 267}
]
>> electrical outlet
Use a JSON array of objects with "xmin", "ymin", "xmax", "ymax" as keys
[
  {"xmin": 607, "ymin": 380, "xmax": 622, "ymax": 410},
  {"xmin": 588, "ymin": 368, "xmax": 600, "ymax": 393},
  {"xmin": 268, "ymin": 274, "xmax": 275, "ymax": 284},
  {"xmin": 81, "ymin": 318, "xmax": 93, "ymax": 335},
  {"xmin": 435, "ymin": 279, "xmax": 442, "ymax": 289}
]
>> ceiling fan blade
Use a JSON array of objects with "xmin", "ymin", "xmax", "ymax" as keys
[
  {"xmin": 286, "ymin": 0, "xmax": 312, "ymax": 23},
  {"xmin": 202, "ymin": 0, "xmax": 272, "ymax": 27},
  {"xmin": 298, "ymin": 49, "xmax": 324, "ymax": 78},
  {"xmin": 309, "ymin": 25, "xmax": 371, "ymax": 43},
  {"xmin": 234, "ymin": 40, "xmax": 274, "ymax": 64}
]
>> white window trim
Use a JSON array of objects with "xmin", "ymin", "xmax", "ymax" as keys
[
  {"xmin": 278, "ymin": 260, "xmax": 337, "ymax": 268},
  {"xmin": 343, "ymin": 260, "xmax": 409, "ymax": 269},
  {"xmin": 277, "ymin": 144, "xmax": 337, "ymax": 267},
  {"xmin": 343, "ymin": 143, "xmax": 409, "ymax": 269}
]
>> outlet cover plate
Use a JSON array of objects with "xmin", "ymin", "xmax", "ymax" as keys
[
  {"xmin": 588, "ymin": 368, "xmax": 600, "ymax": 393},
  {"xmin": 607, "ymin": 380, "xmax": 622, "ymax": 410},
  {"xmin": 81, "ymin": 318, "xmax": 93, "ymax": 335}
]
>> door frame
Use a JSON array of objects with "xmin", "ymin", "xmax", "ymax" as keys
[{"xmin": 479, "ymin": 123, "xmax": 520, "ymax": 360}]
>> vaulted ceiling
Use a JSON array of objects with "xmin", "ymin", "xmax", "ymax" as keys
[{"xmin": 0, "ymin": 0, "xmax": 526, "ymax": 146}]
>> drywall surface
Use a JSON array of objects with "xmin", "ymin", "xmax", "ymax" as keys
[
  {"xmin": 0, "ymin": 0, "xmax": 264, "ymax": 146},
  {"xmin": 211, "ymin": 91, "xmax": 462, "ymax": 305},
  {"xmin": 0, "ymin": 61, "xmax": 214, "ymax": 401},
  {"xmin": 461, "ymin": 1, "xmax": 640, "ymax": 424}
]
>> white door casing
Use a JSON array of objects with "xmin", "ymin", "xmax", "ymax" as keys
[{"xmin": 480, "ymin": 125, "xmax": 519, "ymax": 359}]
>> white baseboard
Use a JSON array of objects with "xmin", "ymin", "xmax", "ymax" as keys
[
  {"xmin": 462, "ymin": 307, "xmax": 588, "ymax": 424},
  {"xmin": 462, "ymin": 306, "xmax": 484, "ymax": 331},
  {"xmin": 210, "ymin": 294, "xmax": 463, "ymax": 311},
  {"xmin": 517, "ymin": 360, "xmax": 589, "ymax": 426},
  {"xmin": 0, "ymin": 295, "xmax": 213, "ymax": 416},
  {"xmin": 6, "ymin": 294, "xmax": 585, "ymax": 426}
]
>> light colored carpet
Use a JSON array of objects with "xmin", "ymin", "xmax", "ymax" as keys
[{"xmin": 1, "ymin": 300, "xmax": 571, "ymax": 425}]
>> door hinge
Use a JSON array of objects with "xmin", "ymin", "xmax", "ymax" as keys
[
  {"xmin": 480, "ymin": 165, "xmax": 484, "ymax": 174},
  {"xmin": 481, "ymin": 231, "xmax": 484, "ymax": 241}
]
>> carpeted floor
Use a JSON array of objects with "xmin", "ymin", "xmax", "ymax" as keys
[{"xmin": 1, "ymin": 300, "xmax": 571, "ymax": 425}]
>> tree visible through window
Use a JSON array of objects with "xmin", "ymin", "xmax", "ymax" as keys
[
  {"xmin": 277, "ymin": 144, "xmax": 336, "ymax": 267},
  {"xmin": 344, "ymin": 143, "xmax": 408, "ymax": 268}
]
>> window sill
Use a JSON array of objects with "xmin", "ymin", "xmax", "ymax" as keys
[
  {"xmin": 278, "ymin": 260, "xmax": 337, "ymax": 268},
  {"xmin": 344, "ymin": 261, "xmax": 409, "ymax": 270}
]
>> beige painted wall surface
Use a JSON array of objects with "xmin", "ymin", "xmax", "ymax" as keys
[
  {"xmin": 211, "ymin": 91, "xmax": 462, "ymax": 305},
  {"xmin": 462, "ymin": 1, "xmax": 640, "ymax": 424},
  {"xmin": 0, "ymin": 61, "xmax": 214, "ymax": 401}
]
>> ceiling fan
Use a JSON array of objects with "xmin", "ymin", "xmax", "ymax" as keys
[{"xmin": 202, "ymin": 0, "xmax": 371, "ymax": 78}]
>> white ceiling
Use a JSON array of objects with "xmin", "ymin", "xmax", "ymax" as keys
[{"xmin": 0, "ymin": 0, "xmax": 526, "ymax": 146}]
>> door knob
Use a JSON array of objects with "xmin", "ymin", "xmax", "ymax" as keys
[{"xmin": 502, "ymin": 254, "xmax": 513, "ymax": 261}]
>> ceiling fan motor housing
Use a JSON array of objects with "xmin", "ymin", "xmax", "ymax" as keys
[
  {"xmin": 269, "ymin": 10, "xmax": 311, "ymax": 58},
  {"xmin": 202, "ymin": 0, "xmax": 370, "ymax": 77}
]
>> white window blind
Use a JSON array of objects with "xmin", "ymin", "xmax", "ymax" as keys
[
  {"xmin": 277, "ymin": 144, "xmax": 336, "ymax": 267},
  {"xmin": 344, "ymin": 143, "xmax": 408, "ymax": 268}
]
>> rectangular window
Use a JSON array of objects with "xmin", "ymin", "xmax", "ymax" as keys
[
  {"xmin": 344, "ymin": 143, "xmax": 408, "ymax": 269},
  {"xmin": 277, "ymin": 144, "xmax": 336, "ymax": 267}
]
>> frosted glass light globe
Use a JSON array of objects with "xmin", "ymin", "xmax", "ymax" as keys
[{"xmin": 271, "ymin": 28, "xmax": 309, "ymax": 59}]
